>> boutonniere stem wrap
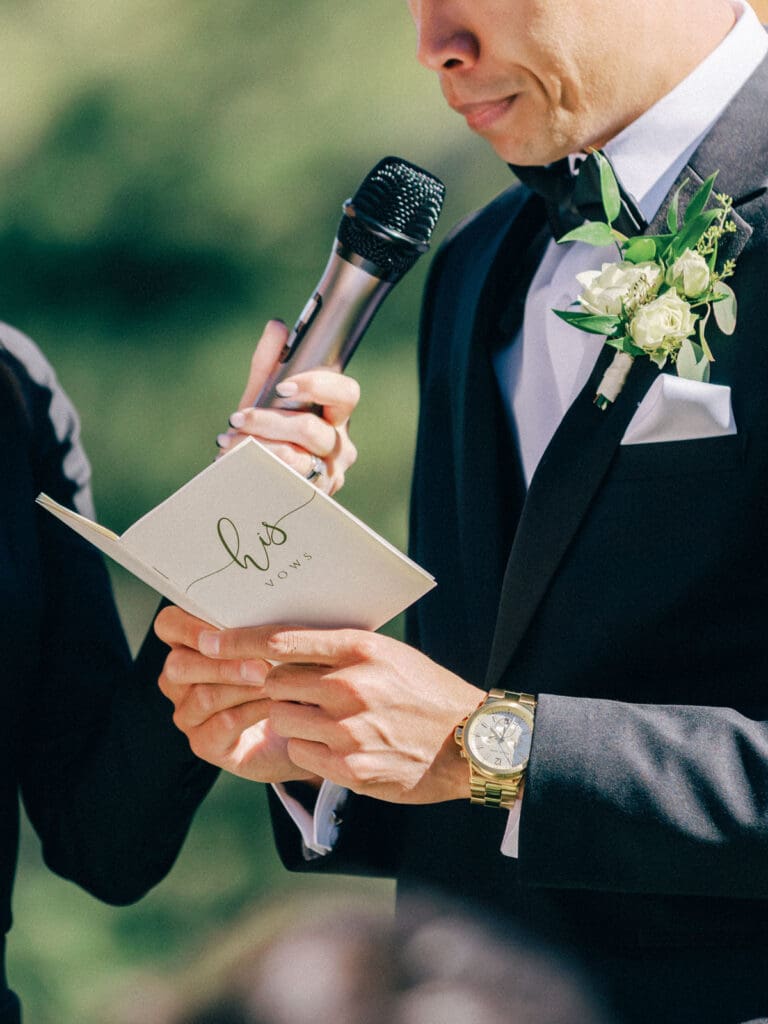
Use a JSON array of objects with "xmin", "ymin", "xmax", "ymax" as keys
[{"xmin": 553, "ymin": 151, "xmax": 739, "ymax": 409}]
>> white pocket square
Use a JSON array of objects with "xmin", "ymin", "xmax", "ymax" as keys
[{"xmin": 620, "ymin": 374, "xmax": 736, "ymax": 446}]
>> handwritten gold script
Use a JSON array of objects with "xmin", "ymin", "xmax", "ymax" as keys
[
  {"xmin": 185, "ymin": 490, "xmax": 317, "ymax": 595},
  {"xmin": 217, "ymin": 516, "xmax": 287, "ymax": 572}
]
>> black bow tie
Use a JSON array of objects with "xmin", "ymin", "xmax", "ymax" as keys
[{"xmin": 509, "ymin": 151, "xmax": 647, "ymax": 240}]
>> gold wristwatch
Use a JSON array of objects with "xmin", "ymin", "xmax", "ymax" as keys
[{"xmin": 454, "ymin": 689, "xmax": 537, "ymax": 809}]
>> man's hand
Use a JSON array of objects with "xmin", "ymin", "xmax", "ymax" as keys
[
  {"xmin": 157, "ymin": 609, "xmax": 485, "ymax": 805},
  {"xmin": 216, "ymin": 319, "xmax": 359, "ymax": 495},
  {"xmin": 155, "ymin": 606, "xmax": 320, "ymax": 785}
]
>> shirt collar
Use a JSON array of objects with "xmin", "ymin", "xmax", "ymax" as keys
[{"xmin": 601, "ymin": 0, "xmax": 768, "ymax": 222}]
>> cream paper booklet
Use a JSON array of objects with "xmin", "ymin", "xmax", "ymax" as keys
[{"xmin": 36, "ymin": 438, "xmax": 435, "ymax": 630}]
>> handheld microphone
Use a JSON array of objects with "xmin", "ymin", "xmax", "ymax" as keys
[{"xmin": 254, "ymin": 156, "xmax": 446, "ymax": 409}]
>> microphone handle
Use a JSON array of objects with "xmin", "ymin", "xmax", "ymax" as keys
[{"xmin": 254, "ymin": 243, "xmax": 394, "ymax": 411}]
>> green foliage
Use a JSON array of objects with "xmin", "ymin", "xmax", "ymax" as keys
[
  {"xmin": 667, "ymin": 207, "xmax": 720, "ymax": 260},
  {"xmin": 666, "ymin": 180, "xmax": 687, "ymax": 233},
  {"xmin": 683, "ymin": 172, "xmax": 718, "ymax": 226},
  {"xmin": 553, "ymin": 309, "xmax": 621, "ymax": 335},
  {"xmin": 557, "ymin": 221, "xmax": 617, "ymax": 247},
  {"xmin": 554, "ymin": 152, "xmax": 740, "ymax": 404},
  {"xmin": 676, "ymin": 337, "xmax": 711, "ymax": 382},
  {"xmin": 622, "ymin": 237, "xmax": 657, "ymax": 264},
  {"xmin": 604, "ymin": 335, "xmax": 645, "ymax": 357},
  {"xmin": 713, "ymin": 279, "xmax": 738, "ymax": 335},
  {"xmin": 1, "ymin": 2, "xmax": 510, "ymax": 1022},
  {"xmin": 596, "ymin": 149, "xmax": 622, "ymax": 224}
]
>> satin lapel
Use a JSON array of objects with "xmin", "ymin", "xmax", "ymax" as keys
[
  {"xmin": 452, "ymin": 196, "xmax": 550, "ymax": 652},
  {"xmin": 484, "ymin": 56, "xmax": 767, "ymax": 687},
  {"xmin": 484, "ymin": 351, "xmax": 657, "ymax": 686}
]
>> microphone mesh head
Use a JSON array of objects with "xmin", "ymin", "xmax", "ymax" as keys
[{"xmin": 338, "ymin": 157, "xmax": 446, "ymax": 277}]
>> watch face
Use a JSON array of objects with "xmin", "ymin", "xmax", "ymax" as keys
[{"xmin": 465, "ymin": 705, "xmax": 533, "ymax": 775}]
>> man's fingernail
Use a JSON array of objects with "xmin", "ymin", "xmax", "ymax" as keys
[
  {"xmin": 229, "ymin": 411, "xmax": 246, "ymax": 428},
  {"xmin": 275, "ymin": 381, "xmax": 298, "ymax": 397},
  {"xmin": 199, "ymin": 631, "xmax": 220, "ymax": 656},
  {"xmin": 216, "ymin": 432, "xmax": 233, "ymax": 449},
  {"xmin": 241, "ymin": 660, "xmax": 267, "ymax": 683}
]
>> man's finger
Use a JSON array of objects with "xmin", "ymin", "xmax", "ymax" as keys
[
  {"xmin": 269, "ymin": 700, "xmax": 336, "ymax": 744},
  {"xmin": 265, "ymin": 663, "xmax": 361, "ymax": 713},
  {"xmin": 285, "ymin": 737, "xmax": 338, "ymax": 781},
  {"xmin": 174, "ymin": 684, "xmax": 271, "ymax": 730},
  {"xmin": 198, "ymin": 625, "xmax": 371, "ymax": 665},
  {"xmin": 189, "ymin": 699, "xmax": 273, "ymax": 761},
  {"xmin": 155, "ymin": 606, "xmax": 217, "ymax": 650},
  {"xmin": 163, "ymin": 647, "xmax": 269, "ymax": 687}
]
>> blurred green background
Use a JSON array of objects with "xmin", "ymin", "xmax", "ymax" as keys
[{"xmin": 1, "ymin": 2, "xmax": 509, "ymax": 1021}]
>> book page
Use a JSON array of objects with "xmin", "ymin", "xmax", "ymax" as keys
[{"xmin": 36, "ymin": 494, "xmax": 218, "ymax": 624}]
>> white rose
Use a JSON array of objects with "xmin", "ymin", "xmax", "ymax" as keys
[
  {"xmin": 629, "ymin": 292, "xmax": 698, "ymax": 366},
  {"xmin": 576, "ymin": 261, "xmax": 662, "ymax": 317},
  {"xmin": 666, "ymin": 248, "xmax": 711, "ymax": 298}
]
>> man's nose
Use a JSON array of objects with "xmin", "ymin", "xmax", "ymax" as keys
[{"xmin": 411, "ymin": 1, "xmax": 478, "ymax": 73}]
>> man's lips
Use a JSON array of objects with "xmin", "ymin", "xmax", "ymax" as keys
[{"xmin": 451, "ymin": 96, "xmax": 517, "ymax": 131}]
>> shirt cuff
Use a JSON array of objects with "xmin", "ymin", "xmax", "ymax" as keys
[
  {"xmin": 271, "ymin": 780, "xmax": 348, "ymax": 856},
  {"xmin": 499, "ymin": 786, "xmax": 525, "ymax": 858}
]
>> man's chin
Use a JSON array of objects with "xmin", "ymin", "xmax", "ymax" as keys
[
  {"xmin": 488, "ymin": 138, "xmax": 568, "ymax": 168},
  {"xmin": 480, "ymin": 114, "xmax": 580, "ymax": 167},
  {"xmin": 480, "ymin": 128, "xmax": 567, "ymax": 167}
]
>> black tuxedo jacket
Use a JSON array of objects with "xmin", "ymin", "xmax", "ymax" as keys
[{"xmin": 270, "ymin": 54, "xmax": 768, "ymax": 1024}]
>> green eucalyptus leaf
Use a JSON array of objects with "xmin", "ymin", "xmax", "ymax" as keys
[
  {"xmin": 605, "ymin": 335, "xmax": 645, "ymax": 357},
  {"xmin": 707, "ymin": 242, "xmax": 719, "ymax": 273},
  {"xmin": 666, "ymin": 179, "xmax": 688, "ymax": 233},
  {"xmin": 622, "ymin": 237, "xmax": 657, "ymax": 264},
  {"xmin": 557, "ymin": 221, "xmax": 617, "ymax": 247},
  {"xmin": 677, "ymin": 338, "xmax": 710, "ymax": 382},
  {"xmin": 553, "ymin": 309, "xmax": 622, "ymax": 335},
  {"xmin": 712, "ymin": 280, "xmax": 738, "ymax": 335},
  {"xmin": 698, "ymin": 305, "xmax": 714, "ymax": 361},
  {"xmin": 683, "ymin": 172, "xmax": 718, "ymax": 225},
  {"xmin": 596, "ymin": 151, "xmax": 622, "ymax": 224},
  {"xmin": 646, "ymin": 232, "xmax": 676, "ymax": 259}
]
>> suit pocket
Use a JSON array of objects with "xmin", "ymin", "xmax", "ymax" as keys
[{"xmin": 607, "ymin": 432, "xmax": 747, "ymax": 482}]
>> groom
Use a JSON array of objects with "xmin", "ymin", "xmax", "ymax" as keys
[{"xmin": 156, "ymin": 1, "xmax": 768, "ymax": 1020}]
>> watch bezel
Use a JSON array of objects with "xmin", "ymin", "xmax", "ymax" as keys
[{"xmin": 463, "ymin": 699, "xmax": 535, "ymax": 779}]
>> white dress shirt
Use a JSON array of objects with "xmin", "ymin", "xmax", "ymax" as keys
[{"xmin": 277, "ymin": 0, "xmax": 768, "ymax": 860}]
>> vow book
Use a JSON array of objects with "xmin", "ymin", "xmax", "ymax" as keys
[{"xmin": 37, "ymin": 438, "xmax": 435, "ymax": 630}]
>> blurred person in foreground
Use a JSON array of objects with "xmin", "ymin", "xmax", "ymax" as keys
[
  {"xmin": 155, "ymin": 1, "xmax": 768, "ymax": 1021},
  {"xmin": 120, "ymin": 897, "xmax": 609, "ymax": 1024},
  {"xmin": 0, "ymin": 317, "xmax": 357, "ymax": 1024}
]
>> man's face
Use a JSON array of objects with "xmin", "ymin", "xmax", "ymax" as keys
[{"xmin": 406, "ymin": 0, "xmax": 645, "ymax": 165}]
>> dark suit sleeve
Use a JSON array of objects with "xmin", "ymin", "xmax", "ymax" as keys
[
  {"xmin": 267, "ymin": 787, "xmax": 403, "ymax": 878},
  {"xmin": 6, "ymin": 335, "xmax": 217, "ymax": 905},
  {"xmin": 519, "ymin": 695, "xmax": 768, "ymax": 899}
]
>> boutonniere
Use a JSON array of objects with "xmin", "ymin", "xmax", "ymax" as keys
[{"xmin": 553, "ymin": 151, "xmax": 738, "ymax": 409}]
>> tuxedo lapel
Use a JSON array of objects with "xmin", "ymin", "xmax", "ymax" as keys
[
  {"xmin": 451, "ymin": 196, "xmax": 550, "ymax": 653},
  {"xmin": 484, "ymin": 351, "xmax": 657, "ymax": 687},
  {"xmin": 484, "ymin": 54, "xmax": 767, "ymax": 688}
]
